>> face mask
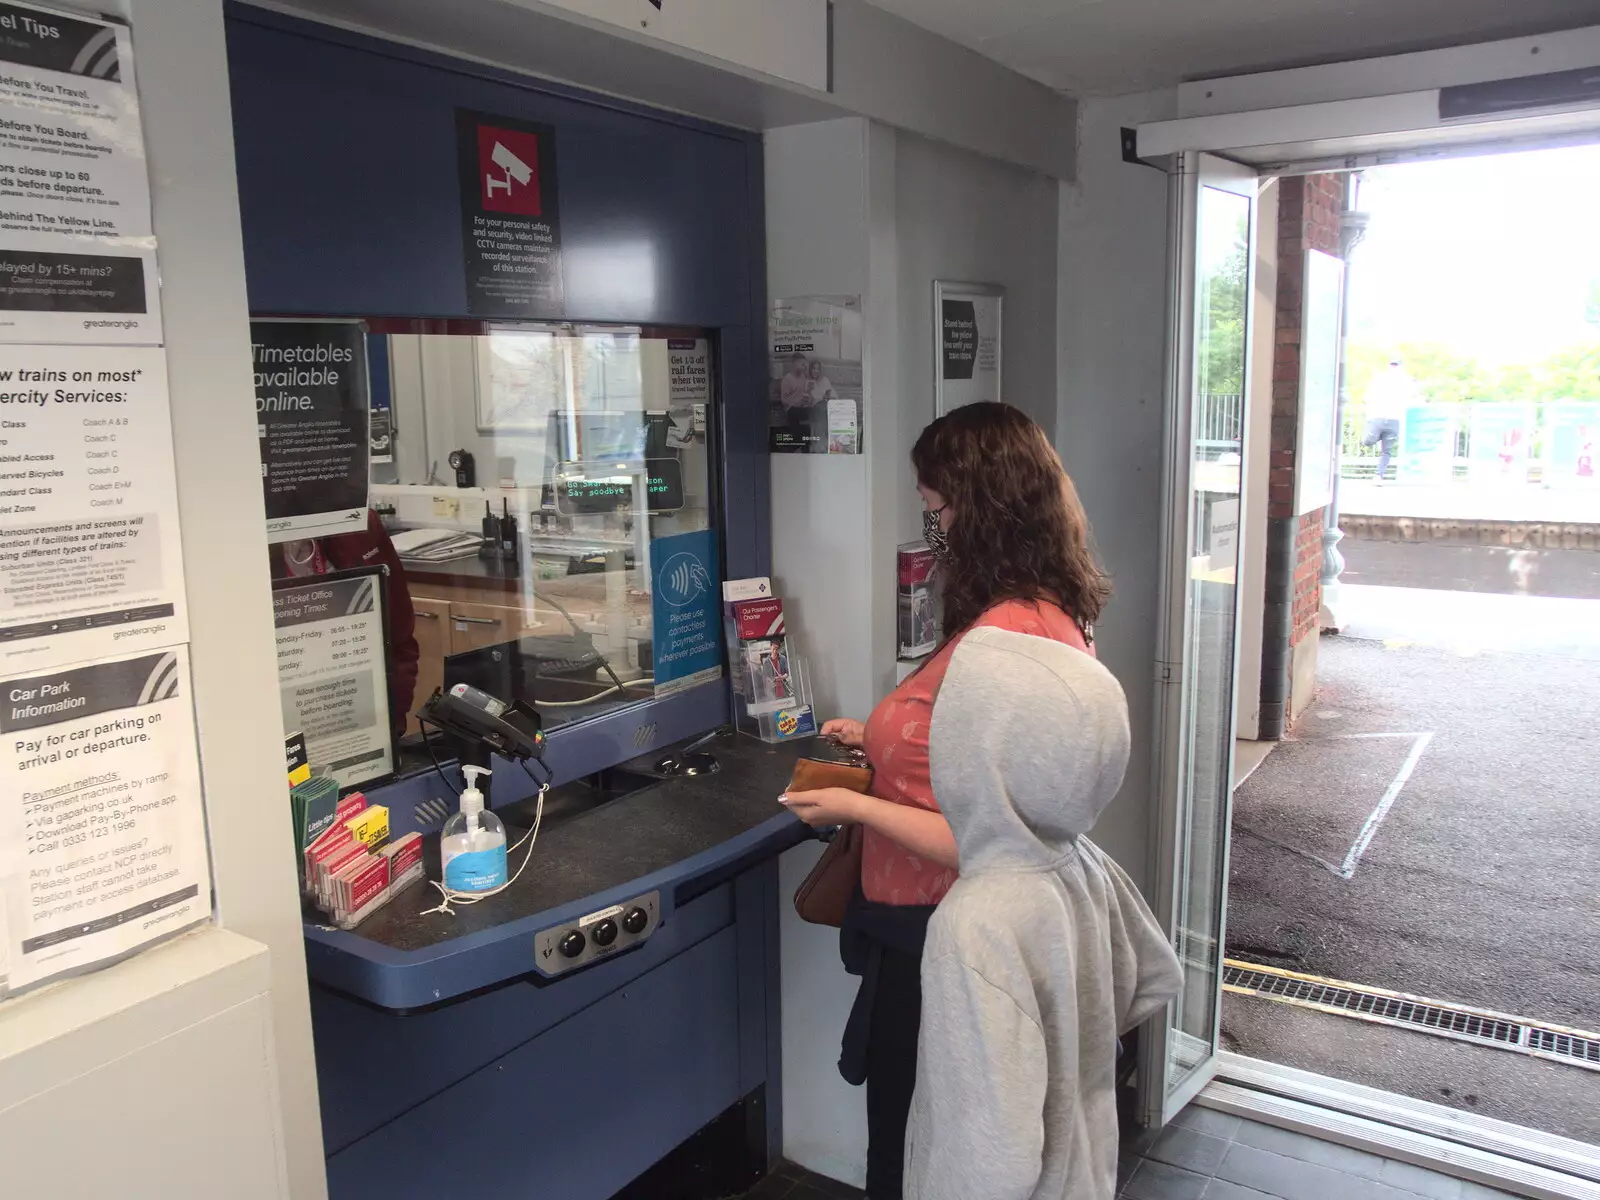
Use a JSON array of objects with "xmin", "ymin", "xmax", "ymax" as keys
[{"xmin": 923, "ymin": 506, "xmax": 952, "ymax": 564}]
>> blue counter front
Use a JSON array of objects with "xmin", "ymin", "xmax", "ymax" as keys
[{"xmin": 303, "ymin": 732, "xmax": 817, "ymax": 1200}]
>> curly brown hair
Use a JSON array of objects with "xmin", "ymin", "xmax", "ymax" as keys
[{"xmin": 911, "ymin": 402, "xmax": 1110, "ymax": 640}]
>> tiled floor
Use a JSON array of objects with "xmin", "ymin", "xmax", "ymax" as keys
[
  {"xmin": 1121, "ymin": 1105, "xmax": 1520, "ymax": 1200},
  {"xmin": 737, "ymin": 1105, "xmax": 1523, "ymax": 1200},
  {"xmin": 739, "ymin": 1160, "xmax": 864, "ymax": 1200}
]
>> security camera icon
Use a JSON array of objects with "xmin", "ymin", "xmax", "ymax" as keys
[{"xmin": 487, "ymin": 141, "xmax": 532, "ymax": 198}]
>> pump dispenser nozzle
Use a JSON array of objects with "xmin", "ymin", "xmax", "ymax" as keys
[{"xmin": 459, "ymin": 765, "xmax": 491, "ymax": 827}]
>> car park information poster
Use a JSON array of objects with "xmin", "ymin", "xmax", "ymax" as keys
[
  {"xmin": 0, "ymin": 344, "xmax": 188, "ymax": 673},
  {"xmin": 0, "ymin": 1, "xmax": 161, "ymax": 345},
  {"xmin": 0, "ymin": 644, "xmax": 210, "ymax": 991}
]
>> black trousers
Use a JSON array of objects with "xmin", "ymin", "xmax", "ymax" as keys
[{"xmin": 864, "ymin": 943, "xmax": 923, "ymax": 1200}]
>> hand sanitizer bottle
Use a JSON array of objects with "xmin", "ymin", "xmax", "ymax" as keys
[{"xmin": 440, "ymin": 766, "xmax": 507, "ymax": 893}]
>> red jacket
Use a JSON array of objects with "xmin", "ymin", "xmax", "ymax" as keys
[{"xmin": 268, "ymin": 511, "xmax": 421, "ymax": 735}]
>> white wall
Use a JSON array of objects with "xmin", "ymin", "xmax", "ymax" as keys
[
  {"xmin": 1057, "ymin": 91, "xmax": 1178, "ymax": 891},
  {"xmin": 0, "ymin": 931, "xmax": 287, "ymax": 1199},
  {"xmin": 139, "ymin": 3, "xmax": 327, "ymax": 1191},
  {"xmin": 770, "ymin": 117, "xmax": 1066, "ymax": 1187},
  {"xmin": 767, "ymin": 118, "xmax": 879, "ymax": 1186}
]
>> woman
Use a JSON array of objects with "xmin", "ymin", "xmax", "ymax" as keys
[
  {"xmin": 807, "ymin": 357, "xmax": 836, "ymax": 406},
  {"xmin": 782, "ymin": 401, "xmax": 1110, "ymax": 1200}
]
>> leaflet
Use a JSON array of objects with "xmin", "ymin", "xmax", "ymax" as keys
[
  {"xmin": 0, "ymin": 645, "xmax": 210, "ymax": 990},
  {"xmin": 0, "ymin": 2, "xmax": 149, "ymax": 240},
  {"xmin": 273, "ymin": 573, "xmax": 393, "ymax": 790},
  {"xmin": 0, "ymin": 4, "xmax": 162, "ymax": 346},
  {"xmin": 0, "ymin": 344, "xmax": 187, "ymax": 672}
]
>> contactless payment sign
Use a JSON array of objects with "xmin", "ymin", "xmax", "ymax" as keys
[
  {"xmin": 456, "ymin": 109, "xmax": 563, "ymax": 317},
  {"xmin": 650, "ymin": 529, "xmax": 723, "ymax": 698}
]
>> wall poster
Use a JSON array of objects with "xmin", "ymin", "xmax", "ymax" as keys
[
  {"xmin": 0, "ymin": 4, "xmax": 213, "ymax": 1001},
  {"xmin": 1467, "ymin": 402, "xmax": 1534, "ymax": 483},
  {"xmin": 0, "ymin": 2, "xmax": 161, "ymax": 345},
  {"xmin": 0, "ymin": 343, "xmax": 187, "ymax": 673},
  {"xmin": 1399, "ymin": 406, "xmax": 1456, "ymax": 484},
  {"xmin": 768, "ymin": 296, "xmax": 863, "ymax": 454},
  {"xmin": 273, "ymin": 570, "xmax": 394, "ymax": 791},
  {"xmin": 0, "ymin": 645, "xmax": 210, "ymax": 992},
  {"xmin": 1544, "ymin": 401, "xmax": 1599, "ymax": 487},
  {"xmin": 934, "ymin": 280, "xmax": 1002, "ymax": 417},
  {"xmin": 251, "ymin": 320, "xmax": 370, "ymax": 544},
  {"xmin": 456, "ymin": 109, "xmax": 564, "ymax": 318},
  {"xmin": 666, "ymin": 337, "xmax": 709, "ymax": 447},
  {"xmin": 1294, "ymin": 250, "xmax": 1345, "ymax": 515}
]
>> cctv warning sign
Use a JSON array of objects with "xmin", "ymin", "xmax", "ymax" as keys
[
  {"xmin": 456, "ymin": 109, "xmax": 563, "ymax": 317},
  {"xmin": 475, "ymin": 124, "xmax": 543, "ymax": 216}
]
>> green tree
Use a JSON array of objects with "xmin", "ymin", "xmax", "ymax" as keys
[
  {"xmin": 1345, "ymin": 337, "xmax": 1600, "ymax": 408},
  {"xmin": 1198, "ymin": 226, "xmax": 1248, "ymax": 397},
  {"xmin": 1533, "ymin": 343, "xmax": 1600, "ymax": 401}
]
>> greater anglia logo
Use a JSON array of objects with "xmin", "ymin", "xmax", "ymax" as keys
[{"xmin": 476, "ymin": 125, "xmax": 542, "ymax": 216}]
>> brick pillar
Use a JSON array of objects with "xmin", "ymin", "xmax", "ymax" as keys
[{"xmin": 1261, "ymin": 173, "xmax": 1345, "ymax": 732}]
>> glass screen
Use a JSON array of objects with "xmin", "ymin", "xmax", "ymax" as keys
[{"xmin": 267, "ymin": 320, "xmax": 718, "ymax": 772}]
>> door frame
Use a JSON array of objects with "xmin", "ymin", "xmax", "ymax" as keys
[
  {"xmin": 1134, "ymin": 42, "xmax": 1600, "ymax": 1191},
  {"xmin": 1141, "ymin": 150, "xmax": 1260, "ymax": 1126}
]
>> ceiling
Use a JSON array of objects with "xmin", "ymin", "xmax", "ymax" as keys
[{"xmin": 864, "ymin": 0, "xmax": 1600, "ymax": 96}]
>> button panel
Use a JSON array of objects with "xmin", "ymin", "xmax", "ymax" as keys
[{"xmin": 534, "ymin": 890, "xmax": 660, "ymax": 978}]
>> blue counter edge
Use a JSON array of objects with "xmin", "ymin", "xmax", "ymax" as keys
[{"xmin": 303, "ymin": 811, "xmax": 814, "ymax": 1010}]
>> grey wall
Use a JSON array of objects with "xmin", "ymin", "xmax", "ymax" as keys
[
  {"xmin": 896, "ymin": 129, "xmax": 1061, "ymax": 448},
  {"xmin": 1057, "ymin": 91, "xmax": 1178, "ymax": 890}
]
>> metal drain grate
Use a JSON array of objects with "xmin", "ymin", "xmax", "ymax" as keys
[
  {"xmin": 1528, "ymin": 1028, "xmax": 1600, "ymax": 1068},
  {"xmin": 1224, "ymin": 959, "xmax": 1600, "ymax": 1072}
]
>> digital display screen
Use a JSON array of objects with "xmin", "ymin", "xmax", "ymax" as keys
[{"xmin": 554, "ymin": 458, "xmax": 685, "ymax": 516}]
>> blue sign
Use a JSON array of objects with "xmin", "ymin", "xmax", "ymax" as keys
[
  {"xmin": 650, "ymin": 529, "xmax": 722, "ymax": 695},
  {"xmin": 1399, "ymin": 405, "xmax": 1455, "ymax": 484}
]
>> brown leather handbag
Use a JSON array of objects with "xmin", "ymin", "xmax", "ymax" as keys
[{"xmin": 790, "ymin": 756, "xmax": 873, "ymax": 927}]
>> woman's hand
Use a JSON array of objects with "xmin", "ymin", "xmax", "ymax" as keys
[
  {"xmin": 821, "ymin": 718, "xmax": 866, "ymax": 748},
  {"xmin": 780, "ymin": 786, "xmax": 867, "ymax": 828}
]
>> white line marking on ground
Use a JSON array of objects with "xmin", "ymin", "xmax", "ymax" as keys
[{"xmin": 1335, "ymin": 731, "xmax": 1434, "ymax": 879}]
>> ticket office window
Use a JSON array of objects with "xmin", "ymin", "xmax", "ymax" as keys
[{"xmin": 369, "ymin": 321, "xmax": 718, "ymax": 762}]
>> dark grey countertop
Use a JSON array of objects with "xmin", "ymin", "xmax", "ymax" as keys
[{"xmin": 344, "ymin": 731, "xmax": 822, "ymax": 954}]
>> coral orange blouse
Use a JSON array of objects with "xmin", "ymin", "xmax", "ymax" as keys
[{"xmin": 859, "ymin": 599, "xmax": 1092, "ymax": 906}]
